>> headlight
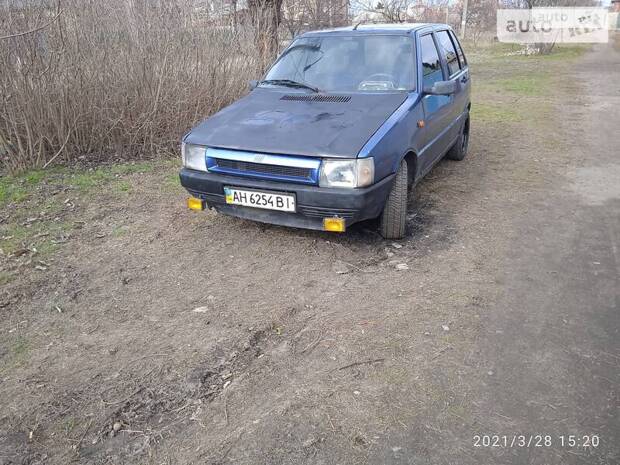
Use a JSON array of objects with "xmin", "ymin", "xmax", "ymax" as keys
[
  {"xmin": 319, "ymin": 158, "xmax": 374, "ymax": 188},
  {"xmin": 182, "ymin": 143, "xmax": 207, "ymax": 171}
]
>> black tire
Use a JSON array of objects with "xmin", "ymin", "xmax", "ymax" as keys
[
  {"xmin": 379, "ymin": 159, "xmax": 408, "ymax": 239},
  {"xmin": 446, "ymin": 116, "xmax": 470, "ymax": 161}
]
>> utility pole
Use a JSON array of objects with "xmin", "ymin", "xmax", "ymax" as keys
[{"xmin": 460, "ymin": 0, "xmax": 468, "ymax": 39}]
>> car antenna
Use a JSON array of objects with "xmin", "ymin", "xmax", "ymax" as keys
[{"xmin": 353, "ymin": 21, "xmax": 363, "ymax": 30}]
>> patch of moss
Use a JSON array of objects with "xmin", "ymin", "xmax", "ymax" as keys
[
  {"xmin": 497, "ymin": 74, "xmax": 552, "ymax": 97},
  {"xmin": 471, "ymin": 103, "xmax": 522, "ymax": 123},
  {"xmin": 65, "ymin": 162, "xmax": 157, "ymax": 193},
  {"xmin": 0, "ymin": 336, "xmax": 31, "ymax": 373},
  {"xmin": 114, "ymin": 180, "xmax": 132, "ymax": 194},
  {"xmin": 112, "ymin": 225, "xmax": 129, "ymax": 237},
  {"xmin": 109, "ymin": 162, "xmax": 154, "ymax": 175},
  {"xmin": 35, "ymin": 240, "xmax": 60, "ymax": 257},
  {"xmin": 0, "ymin": 178, "xmax": 29, "ymax": 206},
  {"xmin": 0, "ymin": 223, "xmax": 31, "ymax": 254},
  {"xmin": 21, "ymin": 170, "xmax": 48, "ymax": 186},
  {"xmin": 536, "ymin": 45, "xmax": 589, "ymax": 61},
  {"xmin": 163, "ymin": 171, "xmax": 182, "ymax": 192},
  {"xmin": 0, "ymin": 220, "xmax": 71, "ymax": 256},
  {"xmin": 68, "ymin": 169, "xmax": 115, "ymax": 191},
  {"xmin": 63, "ymin": 417, "xmax": 76, "ymax": 434},
  {"xmin": 0, "ymin": 271, "xmax": 14, "ymax": 285},
  {"xmin": 12, "ymin": 337, "xmax": 29, "ymax": 357}
]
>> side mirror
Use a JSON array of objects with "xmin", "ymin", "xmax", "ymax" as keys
[
  {"xmin": 248, "ymin": 80, "xmax": 259, "ymax": 91},
  {"xmin": 423, "ymin": 80, "xmax": 457, "ymax": 95}
]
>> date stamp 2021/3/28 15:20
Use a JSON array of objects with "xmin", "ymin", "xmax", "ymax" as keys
[{"xmin": 473, "ymin": 434, "xmax": 600, "ymax": 449}]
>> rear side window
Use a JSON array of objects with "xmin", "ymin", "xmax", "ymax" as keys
[
  {"xmin": 449, "ymin": 30, "xmax": 467, "ymax": 68},
  {"xmin": 436, "ymin": 30, "xmax": 460, "ymax": 76},
  {"xmin": 419, "ymin": 34, "xmax": 443, "ymax": 88}
]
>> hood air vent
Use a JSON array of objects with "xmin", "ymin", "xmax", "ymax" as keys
[{"xmin": 281, "ymin": 94, "xmax": 351, "ymax": 103}]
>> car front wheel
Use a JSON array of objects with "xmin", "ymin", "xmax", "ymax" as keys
[{"xmin": 379, "ymin": 159, "xmax": 408, "ymax": 239}]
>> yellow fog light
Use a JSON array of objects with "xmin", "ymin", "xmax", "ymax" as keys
[
  {"xmin": 323, "ymin": 217, "xmax": 346, "ymax": 233},
  {"xmin": 187, "ymin": 197, "xmax": 205, "ymax": 211}
]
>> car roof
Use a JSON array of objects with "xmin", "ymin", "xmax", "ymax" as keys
[{"xmin": 300, "ymin": 23, "xmax": 452, "ymax": 37}]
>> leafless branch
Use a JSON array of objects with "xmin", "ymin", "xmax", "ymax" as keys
[{"xmin": 0, "ymin": 9, "xmax": 62, "ymax": 41}]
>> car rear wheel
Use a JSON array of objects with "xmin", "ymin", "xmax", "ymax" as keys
[
  {"xmin": 379, "ymin": 159, "xmax": 408, "ymax": 239},
  {"xmin": 446, "ymin": 116, "xmax": 470, "ymax": 161}
]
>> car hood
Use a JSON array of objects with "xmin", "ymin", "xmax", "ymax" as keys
[{"xmin": 184, "ymin": 88, "xmax": 408, "ymax": 158}]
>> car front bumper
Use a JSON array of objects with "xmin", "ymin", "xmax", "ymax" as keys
[{"xmin": 179, "ymin": 168, "xmax": 395, "ymax": 231}]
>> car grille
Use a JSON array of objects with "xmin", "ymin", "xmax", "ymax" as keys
[
  {"xmin": 214, "ymin": 159, "xmax": 312, "ymax": 179},
  {"xmin": 298, "ymin": 205, "xmax": 358, "ymax": 219}
]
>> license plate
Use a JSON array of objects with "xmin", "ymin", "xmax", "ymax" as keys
[{"xmin": 224, "ymin": 187, "xmax": 296, "ymax": 212}]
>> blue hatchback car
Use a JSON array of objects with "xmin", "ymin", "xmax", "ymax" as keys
[{"xmin": 180, "ymin": 23, "xmax": 470, "ymax": 239}]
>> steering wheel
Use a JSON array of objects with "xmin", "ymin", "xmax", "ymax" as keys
[
  {"xmin": 364, "ymin": 73, "xmax": 396, "ymax": 82},
  {"xmin": 358, "ymin": 73, "xmax": 397, "ymax": 91}
]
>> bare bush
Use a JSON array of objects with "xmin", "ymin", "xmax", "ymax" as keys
[
  {"xmin": 0, "ymin": 0, "xmax": 264, "ymax": 173},
  {"xmin": 281, "ymin": 0, "xmax": 349, "ymax": 38},
  {"xmin": 352, "ymin": 0, "xmax": 460, "ymax": 30},
  {"xmin": 465, "ymin": 0, "xmax": 498, "ymax": 45}
]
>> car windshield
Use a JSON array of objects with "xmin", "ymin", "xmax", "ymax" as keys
[{"xmin": 263, "ymin": 35, "xmax": 416, "ymax": 93}]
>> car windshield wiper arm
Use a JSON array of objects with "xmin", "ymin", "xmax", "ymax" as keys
[{"xmin": 259, "ymin": 79, "xmax": 319, "ymax": 93}]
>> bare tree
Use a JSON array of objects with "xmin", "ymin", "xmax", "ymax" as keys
[
  {"xmin": 465, "ymin": 0, "xmax": 498, "ymax": 45},
  {"xmin": 352, "ymin": 0, "xmax": 455, "ymax": 25},
  {"xmin": 353, "ymin": 0, "xmax": 412, "ymax": 23},
  {"xmin": 247, "ymin": 0, "xmax": 283, "ymax": 64},
  {"xmin": 282, "ymin": 0, "xmax": 349, "ymax": 38}
]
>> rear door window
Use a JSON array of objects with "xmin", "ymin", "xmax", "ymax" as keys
[
  {"xmin": 420, "ymin": 34, "xmax": 443, "ymax": 88},
  {"xmin": 449, "ymin": 30, "xmax": 467, "ymax": 68},
  {"xmin": 436, "ymin": 30, "xmax": 460, "ymax": 77}
]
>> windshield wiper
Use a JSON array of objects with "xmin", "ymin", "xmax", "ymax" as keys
[
  {"xmin": 259, "ymin": 79, "xmax": 319, "ymax": 93},
  {"xmin": 303, "ymin": 52, "xmax": 324, "ymax": 72}
]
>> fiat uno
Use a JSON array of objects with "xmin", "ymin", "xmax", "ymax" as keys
[{"xmin": 180, "ymin": 23, "xmax": 470, "ymax": 239}]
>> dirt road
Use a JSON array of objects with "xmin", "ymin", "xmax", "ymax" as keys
[{"xmin": 1, "ymin": 42, "xmax": 618, "ymax": 464}]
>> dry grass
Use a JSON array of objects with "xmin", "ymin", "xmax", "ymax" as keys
[{"xmin": 0, "ymin": 0, "xmax": 264, "ymax": 173}]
